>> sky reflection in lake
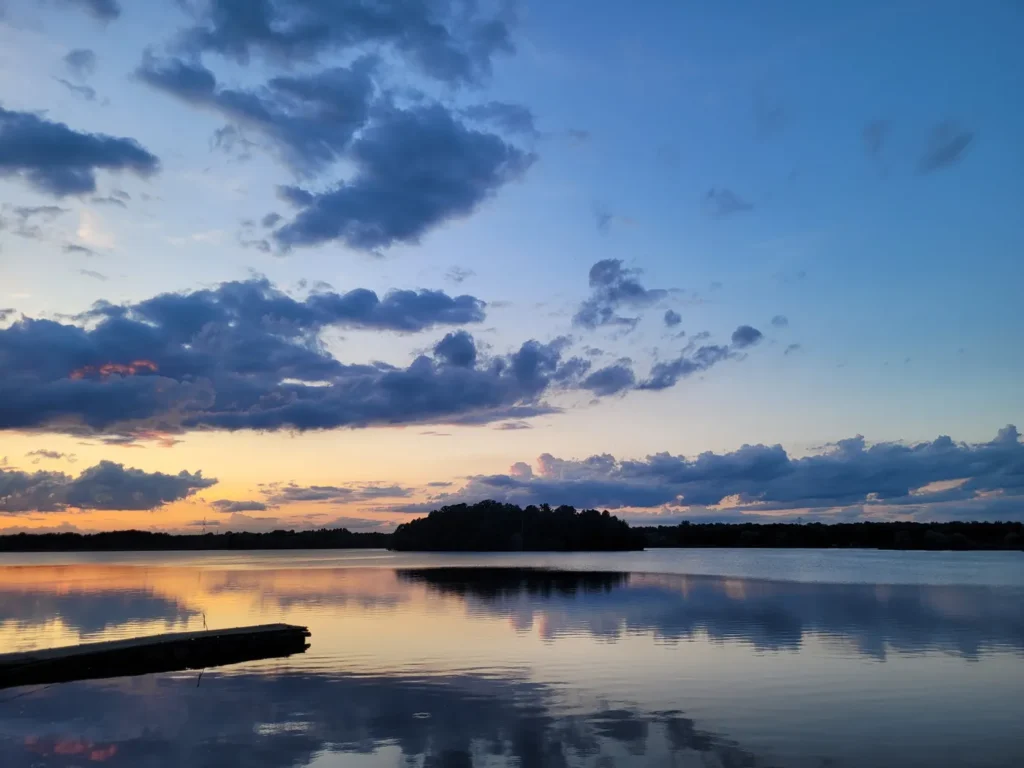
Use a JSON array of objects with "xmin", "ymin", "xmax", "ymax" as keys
[{"xmin": 0, "ymin": 553, "xmax": 1021, "ymax": 767}]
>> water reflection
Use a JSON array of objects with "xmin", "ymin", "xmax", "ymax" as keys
[
  {"xmin": 1, "ymin": 560, "xmax": 1022, "ymax": 767},
  {"xmin": 401, "ymin": 568, "xmax": 1024, "ymax": 659},
  {"xmin": 0, "ymin": 669, "xmax": 765, "ymax": 768},
  {"xmin": 0, "ymin": 565, "xmax": 199, "ymax": 641}
]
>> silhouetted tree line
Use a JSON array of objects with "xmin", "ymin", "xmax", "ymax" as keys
[
  {"xmin": 1, "ymin": 508, "xmax": 1020, "ymax": 552},
  {"xmin": 638, "ymin": 520, "xmax": 1023, "ymax": 551},
  {"xmin": 0, "ymin": 528, "xmax": 389, "ymax": 552},
  {"xmin": 390, "ymin": 502, "xmax": 645, "ymax": 551}
]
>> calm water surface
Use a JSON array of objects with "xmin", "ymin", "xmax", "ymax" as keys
[{"xmin": 0, "ymin": 549, "xmax": 1021, "ymax": 767}]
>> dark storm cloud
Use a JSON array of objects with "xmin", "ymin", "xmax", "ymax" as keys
[
  {"xmin": 918, "ymin": 121, "xmax": 973, "ymax": 173},
  {"xmin": 63, "ymin": 0, "xmax": 120, "ymax": 21},
  {"xmin": 0, "ymin": 279, "xmax": 604, "ymax": 436},
  {"xmin": 64, "ymin": 48, "xmax": 97, "ymax": 78},
  {"xmin": 784, "ymin": 343, "xmax": 801, "ymax": 355},
  {"xmin": 409, "ymin": 426, "xmax": 1024, "ymax": 515},
  {"xmin": 55, "ymin": 78, "xmax": 97, "ymax": 101},
  {"xmin": 730, "ymin": 325, "xmax": 763, "ymax": 348},
  {"xmin": 137, "ymin": 54, "xmax": 376, "ymax": 176},
  {"xmin": 0, "ymin": 460, "xmax": 214, "ymax": 513},
  {"xmin": 663, "ymin": 309, "xmax": 682, "ymax": 328},
  {"xmin": 771, "ymin": 315, "xmax": 788, "ymax": 328},
  {"xmin": 704, "ymin": 187, "xmax": 752, "ymax": 217},
  {"xmin": 210, "ymin": 499, "xmax": 269, "ymax": 512},
  {"xmin": 581, "ymin": 364, "xmax": 636, "ymax": 396},
  {"xmin": 0, "ymin": 106, "xmax": 158, "ymax": 196},
  {"xmin": 178, "ymin": 0, "xmax": 514, "ymax": 86},
  {"xmin": 462, "ymin": 101, "xmax": 538, "ymax": 137},
  {"xmin": 573, "ymin": 259, "xmax": 669, "ymax": 330},
  {"xmin": 272, "ymin": 104, "xmax": 534, "ymax": 251}
]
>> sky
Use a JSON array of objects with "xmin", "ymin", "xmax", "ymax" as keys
[{"xmin": 1, "ymin": 0, "xmax": 1022, "ymax": 534}]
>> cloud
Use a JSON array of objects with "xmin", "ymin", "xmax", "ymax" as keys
[
  {"xmin": 0, "ymin": 279, "xmax": 599, "ymax": 436},
  {"xmin": 784, "ymin": 343, "xmax": 802, "ymax": 355},
  {"xmin": 433, "ymin": 330, "xmax": 477, "ymax": 367},
  {"xmin": 771, "ymin": 315, "xmax": 788, "ymax": 328},
  {"xmin": 0, "ymin": 106, "xmax": 158, "ymax": 196},
  {"xmin": 137, "ymin": 54, "xmax": 376, "ymax": 176},
  {"xmin": 730, "ymin": 325, "xmax": 763, "ymax": 348},
  {"xmin": 263, "ymin": 483, "xmax": 411, "ymax": 505},
  {"xmin": 0, "ymin": 204, "xmax": 68, "ymax": 239},
  {"xmin": 26, "ymin": 449, "xmax": 76, "ymax": 464},
  {"xmin": 92, "ymin": 195, "xmax": 127, "ymax": 208},
  {"xmin": 0, "ymin": 273, "xmax": 746, "ymax": 439},
  {"xmin": 0, "ymin": 460, "xmax": 214, "ymax": 513},
  {"xmin": 78, "ymin": 268, "xmax": 108, "ymax": 280},
  {"xmin": 581, "ymin": 364, "xmax": 636, "ymax": 396},
  {"xmin": 210, "ymin": 124, "xmax": 259, "ymax": 160},
  {"xmin": 63, "ymin": 243, "xmax": 99, "ymax": 256},
  {"xmin": 638, "ymin": 344, "xmax": 733, "ymax": 391},
  {"xmin": 445, "ymin": 265, "xmax": 474, "ymax": 284},
  {"xmin": 177, "ymin": 0, "xmax": 514, "ymax": 86},
  {"xmin": 408, "ymin": 426, "xmax": 1024, "ymax": 518},
  {"xmin": 918, "ymin": 121, "xmax": 973, "ymax": 173},
  {"xmin": 494, "ymin": 421, "xmax": 531, "ymax": 431},
  {"xmin": 210, "ymin": 499, "xmax": 269, "ymax": 513},
  {"xmin": 272, "ymin": 104, "xmax": 534, "ymax": 251},
  {"xmin": 63, "ymin": 0, "xmax": 120, "ymax": 21},
  {"xmin": 64, "ymin": 48, "xmax": 97, "ymax": 78},
  {"xmin": 573, "ymin": 259, "xmax": 669, "ymax": 330},
  {"xmin": 462, "ymin": 102, "xmax": 538, "ymax": 137},
  {"xmin": 55, "ymin": 78, "xmax": 97, "ymax": 101},
  {"xmin": 704, "ymin": 187, "xmax": 752, "ymax": 217},
  {"xmin": 663, "ymin": 309, "xmax": 682, "ymax": 328}
]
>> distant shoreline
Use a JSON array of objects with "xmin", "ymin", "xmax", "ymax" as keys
[{"xmin": 2, "ymin": 507, "xmax": 1020, "ymax": 552}]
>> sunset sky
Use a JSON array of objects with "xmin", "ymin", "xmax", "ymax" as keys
[{"xmin": 1, "ymin": 0, "xmax": 1022, "ymax": 533}]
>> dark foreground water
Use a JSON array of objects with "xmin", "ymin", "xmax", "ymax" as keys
[{"xmin": 0, "ymin": 549, "xmax": 1021, "ymax": 768}]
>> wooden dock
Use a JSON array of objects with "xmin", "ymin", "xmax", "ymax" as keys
[{"xmin": 0, "ymin": 623, "xmax": 310, "ymax": 690}]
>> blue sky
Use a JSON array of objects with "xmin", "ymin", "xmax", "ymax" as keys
[{"xmin": 1, "ymin": 0, "xmax": 1022, "ymax": 531}]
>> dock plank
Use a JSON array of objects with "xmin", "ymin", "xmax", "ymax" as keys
[{"xmin": 0, "ymin": 623, "xmax": 310, "ymax": 690}]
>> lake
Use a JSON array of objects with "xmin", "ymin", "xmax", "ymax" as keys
[{"xmin": 1, "ymin": 549, "xmax": 1022, "ymax": 768}]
